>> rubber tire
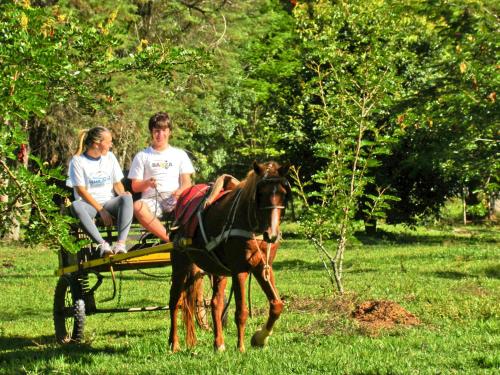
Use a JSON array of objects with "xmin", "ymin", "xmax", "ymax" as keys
[{"xmin": 53, "ymin": 275, "xmax": 86, "ymax": 344}]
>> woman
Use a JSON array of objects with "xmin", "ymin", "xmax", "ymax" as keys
[{"xmin": 67, "ymin": 127, "xmax": 133, "ymax": 256}]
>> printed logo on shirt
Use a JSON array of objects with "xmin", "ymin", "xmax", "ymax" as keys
[
  {"xmin": 151, "ymin": 160, "xmax": 173, "ymax": 169},
  {"xmin": 89, "ymin": 176, "xmax": 111, "ymax": 187}
]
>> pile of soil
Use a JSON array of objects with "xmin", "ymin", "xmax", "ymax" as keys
[{"xmin": 352, "ymin": 300, "xmax": 420, "ymax": 331}]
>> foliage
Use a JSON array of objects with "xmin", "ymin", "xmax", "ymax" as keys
[
  {"xmin": 0, "ymin": 0, "xmax": 207, "ymax": 250},
  {"xmin": 1, "ymin": 0, "xmax": 496, "ymax": 252},
  {"xmin": 35, "ymin": 0, "xmax": 300, "ymax": 179},
  {"xmin": 374, "ymin": 0, "xmax": 499, "ymax": 223},
  {"xmin": 0, "ymin": 0, "xmax": 117, "ymax": 250},
  {"xmin": 129, "ymin": 0, "xmax": 300, "ymax": 178}
]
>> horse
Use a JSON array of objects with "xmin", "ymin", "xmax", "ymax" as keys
[{"xmin": 168, "ymin": 161, "xmax": 291, "ymax": 352}]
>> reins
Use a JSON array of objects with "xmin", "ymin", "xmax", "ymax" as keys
[{"xmin": 252, "ymin": 235, "xmax": 281, "ymax": 302}]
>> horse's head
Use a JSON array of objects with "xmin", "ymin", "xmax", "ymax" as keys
[{"xmin": 251, "ymin": 161, "xmax": 291, "ymax": 243}]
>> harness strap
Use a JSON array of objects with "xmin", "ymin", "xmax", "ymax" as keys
[
  {"xmin": 185, "ymin": 230, "xmax": 262, "ymax": 275},
  {"xmin": 206, "ymin": 229, "xmax": 254, "ymax": 251},
  {"xmin": 197, "ymin": 210, "xmax": 209, "ymax": 244}
]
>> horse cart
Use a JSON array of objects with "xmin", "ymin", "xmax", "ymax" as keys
[
  {"xmin": 54, "ymin": 162, "xmax": 290, "ymax": 350},
  {"xmin": 53, "ymin": 222, "xmax": 211, "ymax": 344}
]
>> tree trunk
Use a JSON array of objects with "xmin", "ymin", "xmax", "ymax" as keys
[
  {"xmin": 364, "ymin": 218, "xmax": 377, "ymax": 235},
  {"xmin": 462, "ymin": 187, "xmax": 467, "ymax": 225},
  {"xmin": 1, "ymin": 143, "xmax": 30, "ymax": 241}
]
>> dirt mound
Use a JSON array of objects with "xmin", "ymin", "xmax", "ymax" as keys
[{"xmin": 352, "ymin": 300, "xmax": 420, "ymax": 331}]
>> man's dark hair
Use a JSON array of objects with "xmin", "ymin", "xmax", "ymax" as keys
[{"xmin": 148, "ymin": 112, "xmax": 172, "ymax": 133}]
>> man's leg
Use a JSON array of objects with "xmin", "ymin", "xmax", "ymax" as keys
[{"xmin": 133, "ymin": 200, "xmax": 170, "ymax": 242}]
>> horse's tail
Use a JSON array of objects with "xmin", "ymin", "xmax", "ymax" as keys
[{"xmin": 181, "ymin": 266, "xmax": 200, "ymax": 348}]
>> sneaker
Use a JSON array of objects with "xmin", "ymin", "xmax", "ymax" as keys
[
  {"xmin": 112, "ymin": 242, "xmax": 127, "ymax": 254},
  {"xmin": 97, "ymin": 242, "xmax": 113, "ymax": 257}
]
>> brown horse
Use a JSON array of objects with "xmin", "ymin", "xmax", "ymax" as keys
[{"xmin": 168, "ymin": 161, "xmax": 290, "ymax": 352}]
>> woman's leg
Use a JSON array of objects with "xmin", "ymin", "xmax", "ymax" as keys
[
  {"xmin": 103, "ymin": 194, "xmax": 133, "ymax": 242},
  {"xmin": 70, "ymin": 200, "xmax": 105, "ymax": 244}
]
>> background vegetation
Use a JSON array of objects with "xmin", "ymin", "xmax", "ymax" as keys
[{"xmin": 1, "ymin": 0, "xmax": 498, "ymax": 249}]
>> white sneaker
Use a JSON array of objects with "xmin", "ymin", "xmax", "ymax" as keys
[
  {"xmin": 112, "ymin": 242, "xmax": 127, "ymax": 254},
  {"xmin": 97, "ymin": 242, "xmax": 113, "ymax": 257}
]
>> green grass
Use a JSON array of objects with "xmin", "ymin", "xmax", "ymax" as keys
[{"xmin": 0, "ymin": 225, "xmax": 499, "ymax": 374}]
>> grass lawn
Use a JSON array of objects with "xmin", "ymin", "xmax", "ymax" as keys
[{"xmin": 0, "ymin": 225, "xmax": 498, "ymax": 374}]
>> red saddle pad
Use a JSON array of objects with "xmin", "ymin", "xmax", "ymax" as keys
[{"xmin": 174, "ymin": 184, "xmax": 230, "ymax": 238}]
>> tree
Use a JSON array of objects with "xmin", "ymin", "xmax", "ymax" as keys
[
  {"xmin": 0, "ymin": 0, "xmax": 206, "ymax": 248},
  {"xmin": 374, "ymin": 0, "xmax": 499, "ymax": 224},
  {"xmin": 288, "ymin": 0, "xmax": 441, "ymax": 293},
  {"xmin": 0, "ymin": 1, "xmax": 116, "ymax": 248}
]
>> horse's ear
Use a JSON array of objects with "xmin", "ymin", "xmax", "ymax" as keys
[
  {"xmin": 279, "ymin": 162, "xmax": 290, "ymax": 176},
  {"xmin": 253, "ymin": 161, "xmax": 262, "ymax": 175}
]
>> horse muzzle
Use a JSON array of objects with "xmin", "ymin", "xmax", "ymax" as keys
[{"xmin": 263, "ymin": 230, "xmax": 280, "ymax": 244}]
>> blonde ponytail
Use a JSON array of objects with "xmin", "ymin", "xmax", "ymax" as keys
[
  {"xmin": 75, "ymin": 129, "xmax": 89, "ymax": 156},
  {"xmin": 74, "ymin": 127, "xmax": 110, "ymax": 156}
]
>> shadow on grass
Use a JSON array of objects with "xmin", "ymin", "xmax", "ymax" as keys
[
  {"xmin": 1, "ymin": 274, "xmax": 55, "ymax": 280},
  {"xmin": 273, "ymin": 259, "xmax": 326, "ymax": 271},
  {"xmin": 0, "ymin": 334, "xmax": 128, "ymax": 368},
  {"xmin": 354, "ymin": 227, "xmax": 499, "ymax": 246},
  {"xmin": 430, "ymin": 266, "xmax": 500, "ymax": 280},
  {"xmin": 0, "ymin": 307, "xmax": 50, "ymax": 322},
  {"xmin": 432, "ymin": 270, "xmax": 470, "ymax": 279},
  {"xmin": 273, "ymin": 259, "xmax": 377, "ymax": 275},
  {"xmin": 484, "ymin": 266, "xmax": 500, "ymax": 279},
  {"xmin": 104, "ymin": 327, "xmax": 167, "ymax": 339}
]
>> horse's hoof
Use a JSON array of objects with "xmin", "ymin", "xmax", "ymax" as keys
[
  {"xmin": 170, "ymin": 343, "xmax": 181, "ymax": 353},
  {"xmin": 214, "ymin": 344, "xmax": 226, "ymax": 352},
  {"xmin": 251, "ymin": 329, "xmax": 270, "ymax": 347}
]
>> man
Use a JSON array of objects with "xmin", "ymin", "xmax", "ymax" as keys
[{"xmin": 128, "ymin": 112, "xmax": 194, "ymax": 242}]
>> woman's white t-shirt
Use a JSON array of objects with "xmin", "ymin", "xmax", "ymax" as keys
[
  {"xmin": 128, "ymin": 146, "xmax": 195, "ymax": 199},
  {"xmin": 67, "ymin": 152, "xmax": 124, "ymax": 205}
]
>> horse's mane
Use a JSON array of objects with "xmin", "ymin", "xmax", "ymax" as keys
[
  {"xmin": 238, "ymin": 169, "xmax": 260, "ymax": 205},
  {"xmin": 238, "ymin": 161, "xmax": 280, "ymax": 204}
]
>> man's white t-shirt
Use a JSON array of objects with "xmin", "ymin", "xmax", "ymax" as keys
[
  {"xmin": 128, "ymin": 146, "xmax": 195, "ymax": 199},
  {"xmin": 67, "ymin": 152, "xmax": 124, "ymax": 205}
]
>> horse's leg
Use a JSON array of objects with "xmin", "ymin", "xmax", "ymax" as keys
[
  {"xmin": 168, "ymin": 266, "xmax": 186, "ymax": 353},
  {"xmin": 182, "ymin": 264, "xmax": 202, "ymax": 348},
  {"xmin": 250, "ymin": 267, "xmax": 283, "ymax": 347},
  {"xmin": 168, "ymin": 250, "xmax": 192, "ymax": 352},
  {"xmin": 233, "ymin": 271, "xmax": 249, "ymax": 352},
  {"xmin": 211, "ymin": 275, "xmax": 227, "ymax": 351}
]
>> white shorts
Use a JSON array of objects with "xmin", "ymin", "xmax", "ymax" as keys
[{"xmin": 138, "ymin": 193, "xmax": 177, "ymax": 218}]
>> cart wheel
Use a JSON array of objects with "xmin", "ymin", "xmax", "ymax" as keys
[
  {"xmin": 53, "ymin": 275, "xmax": 86, "ymax": 344},
  {"xmin": 194, "ymin": 274, "xmax": 210, "ymax": 331},
  {"xmin": 194, "ymin": 275, "xmax": 229, "ymax": 330}
]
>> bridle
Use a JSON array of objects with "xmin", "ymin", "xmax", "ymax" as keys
[{"xmin": 255, "ymin": 176, "xmax": 291, "ymax": 211}]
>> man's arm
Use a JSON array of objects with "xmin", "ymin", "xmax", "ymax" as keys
[
  {"xmin": 131, "ymin": 178, "xmax": 157, "ymax": 193},
  {"xmin": 173, "ymin": 173, "xmax": 192, "ymax": 198}
]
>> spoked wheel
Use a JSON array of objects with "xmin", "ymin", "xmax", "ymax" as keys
[
  {"xmin": 53, "ymin": 274, "xmax": 86, "ymax": 344},
  {"xmin": 194, "ymin": 274, "xmax": 229, "ymax": 330}
]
